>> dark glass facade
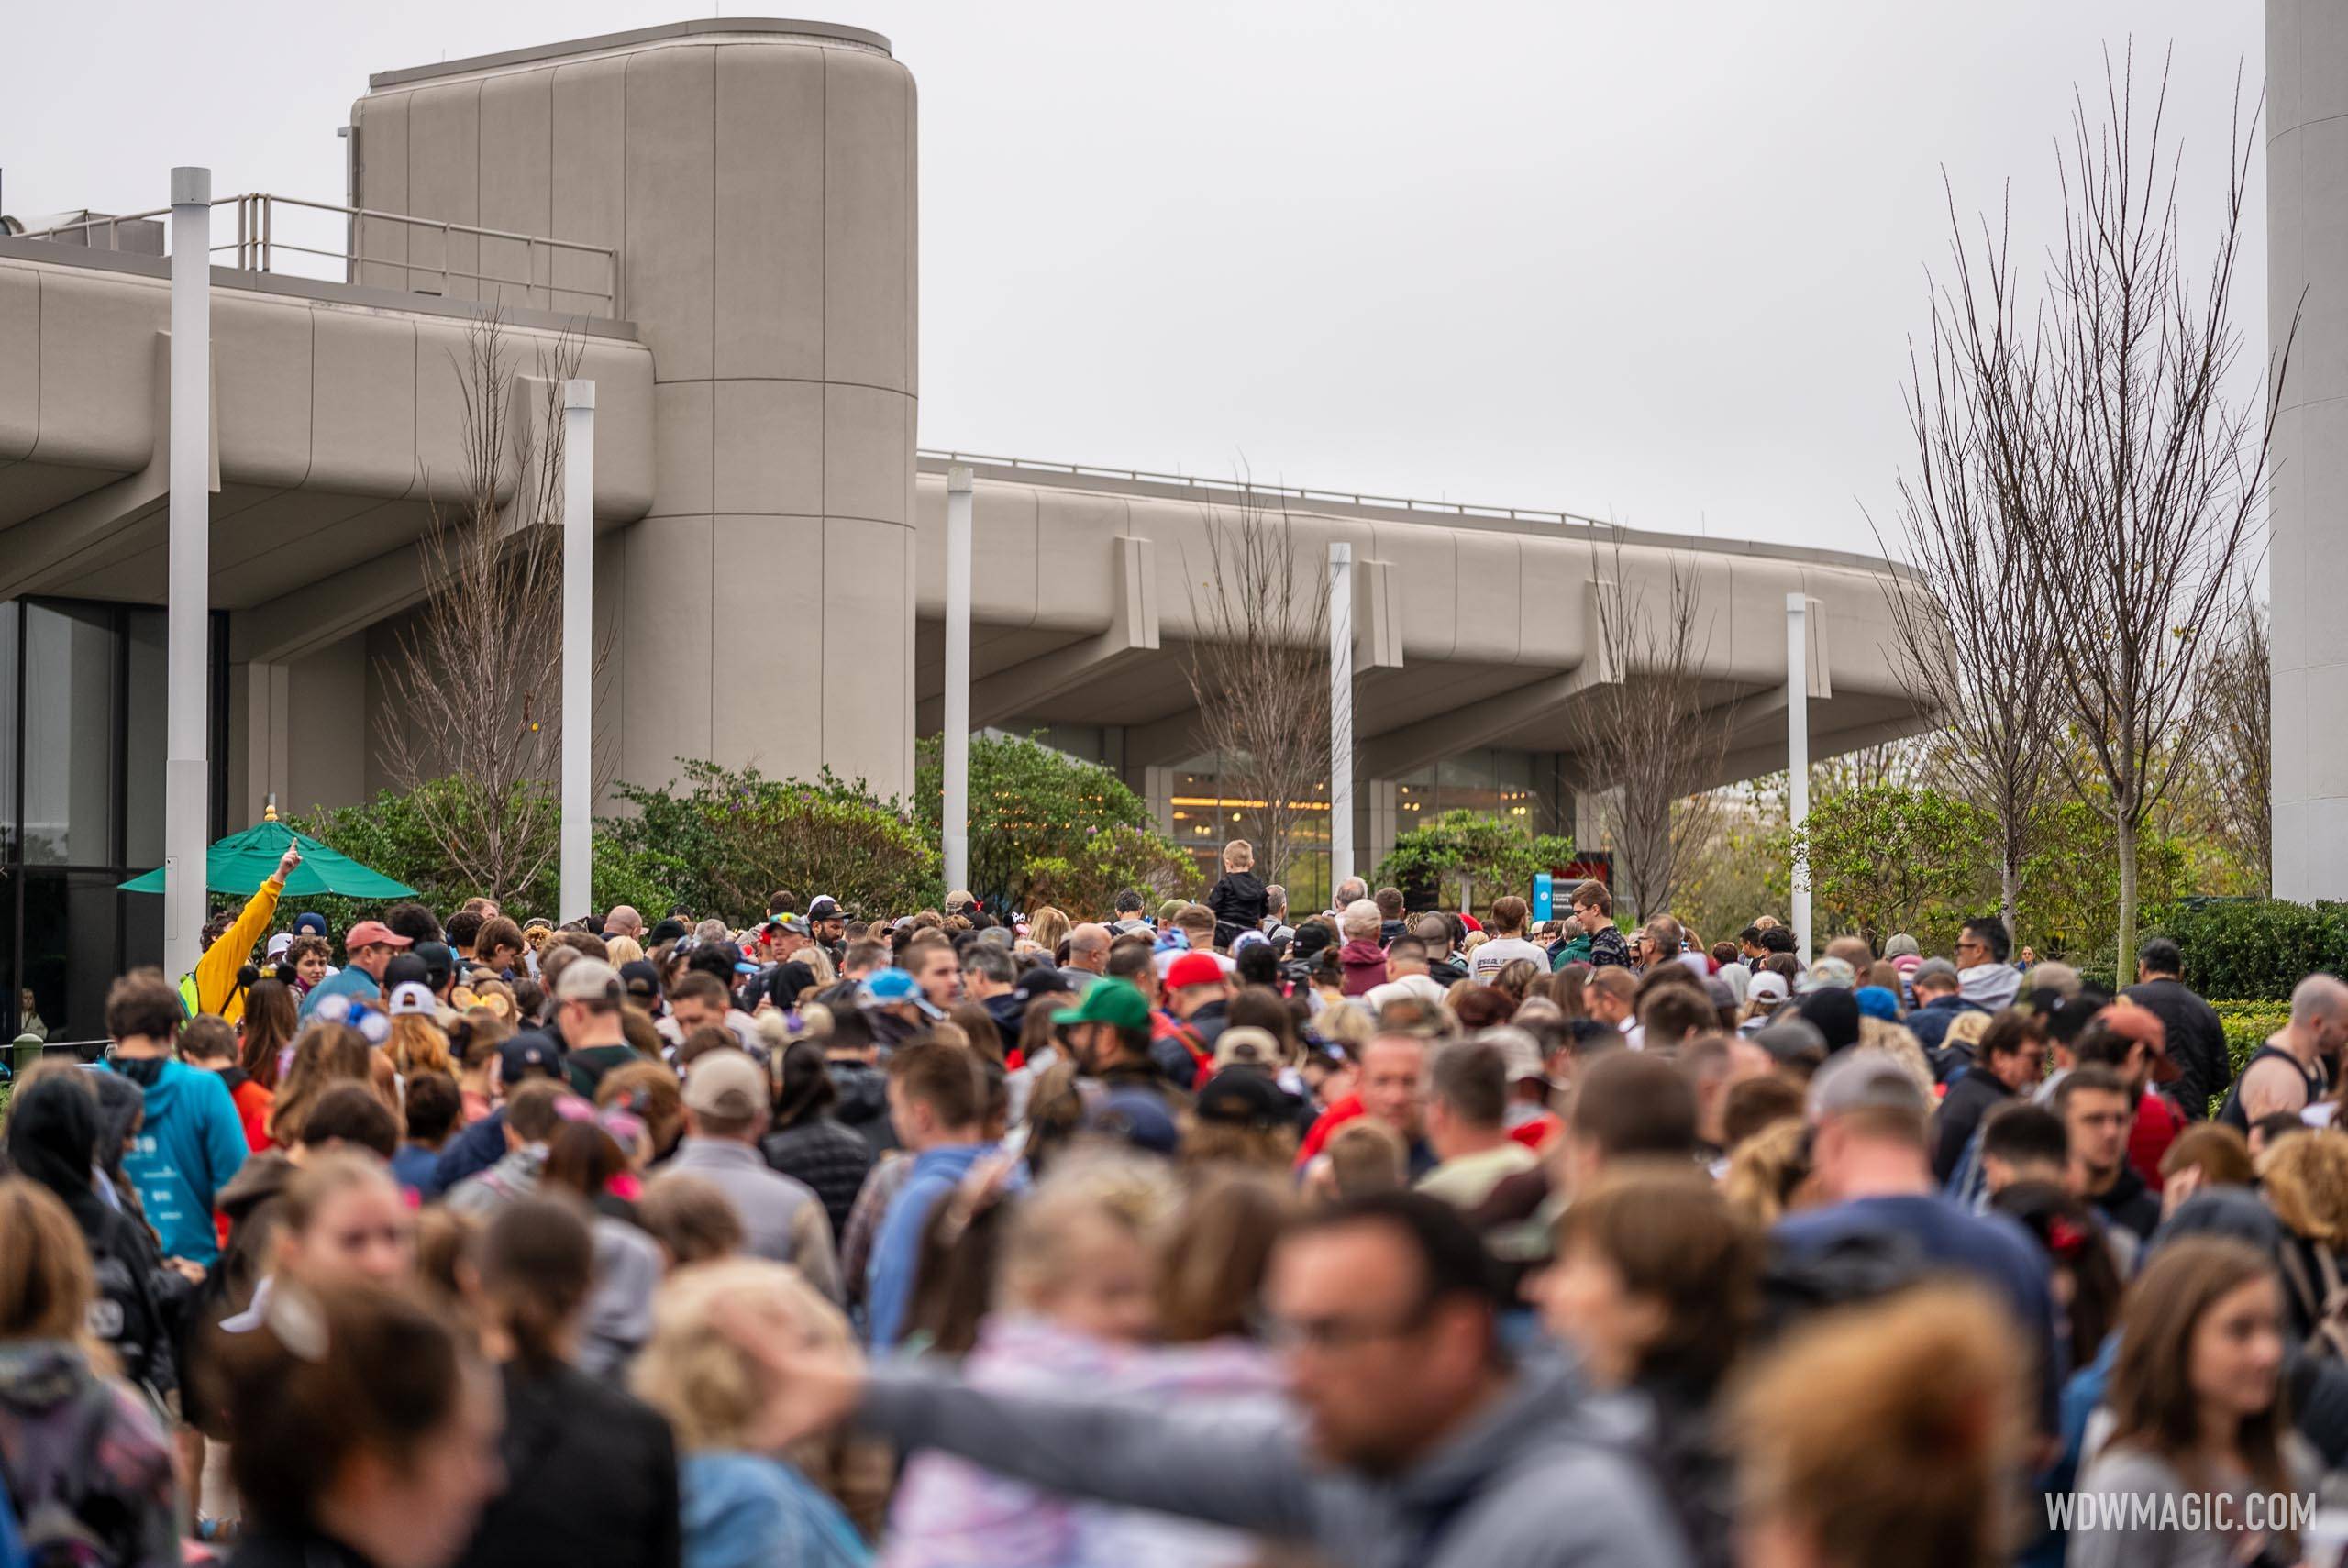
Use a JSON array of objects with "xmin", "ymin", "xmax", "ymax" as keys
[{"xmin": 2, "ymin": 600, "xmax": 227, "ymax": 1051}]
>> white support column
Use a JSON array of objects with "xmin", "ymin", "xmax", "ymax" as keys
[
  {"xmin": 1329, "ymin": 543, "xmax": 1355, "ymax": 898},
  {"xmin": 943, "ymin": 466, "xmax": 974, "ymax": 896},
  {"xmin": 1786, "ymin": 591, "xmax": 1812, "ymax": 966},
  {"xmin": 560, "ymin": 380, "xmax": 595, "ymax": 921},
  {"xmin": 163, "ymin": 167, "xmax": 212, "ymax": 980}
]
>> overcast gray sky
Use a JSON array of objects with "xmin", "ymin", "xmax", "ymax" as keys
[{"xmin": 3, "ymin": 1, "xmax": 2265, "ymax": 556}]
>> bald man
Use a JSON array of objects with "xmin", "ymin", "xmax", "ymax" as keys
[
  {"xmin": 605, "ymin": 904, "xmax": 645, "ymax": 941},
  {"xmin": 1060, "ymin": 923, "xmax": 1113, "ymax": 993},
  {"xmin": 2220, "ymin": 973, "xmax": 2348, "ymax": 1129}
]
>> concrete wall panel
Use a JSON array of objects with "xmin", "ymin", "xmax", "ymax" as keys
[
  {"xmin": 1450, "ymin": 531, "xmax": 1523, "ymax": 663},
  {"xmin": 403, "ymin": 83, "xmax": 483, "ymax": 303},
  {"xmin": 822, "ymin": 49, "xmax": 914, "ymax": 394},
  {"xmin": 33, "ymin": 271, "xmax": 161, "ymax": 469},
  {"xmin": 354, "ymin": 92, "xmax": 412, "ymax": 292},
  {"xmin": 284, "ymin": 628, "xmax": 369, "ymax": 813},
  {"xmin": 821, "ymin": 516, "xmax": 912, "ymax": 790},
  {"xmin": 714, "ymin": 44, "xmax": 825, "ymax": 381},
  {"xmin": 305, "ymin": 305, "xmax": 416, "ymax": 494},
  {"xmin": 714, "ymin": 380, "xmax": 822, "ymax": 515},
  {"xmin": 652, "ymin": 381, "xmax": 714, "ymax": 516},
  {"xmin": 213, "ymin": 294, "xmax": 313, "ymax": 490},
  {"xmin": 821, "ymin": 383, "xmax": 912, "ymax": 524},
  {"xmin": 711, "ymin": 513, "xmax": 824, "ymax": 762},
  {"xmin": 620, "ymin": 514, "xmax": 715, "ymax": 786},
  {"xmin": 476, "ymin": 70, "xmax": 554, "ymax": 311},
  {"xmin": 1371, "ymin": 523, "xmax": 1460, "ymax": 661},
  {"xmin": 550, "ymin": 58, "xmax": 628, "ymax": 316},
  {"xmin": 625, "ymin": 45, "xmax": 717, "ymax": 381},
  {"xmin": 0, "ymin": 268, "xmax": 39, "ymax": 459}
]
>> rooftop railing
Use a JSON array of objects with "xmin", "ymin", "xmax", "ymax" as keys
[
  {"xmin": 916, "ymin": 447, "xmax": 1618, "ymax": 530},
  {"xmin": 16, "ymin": 193, "xmax": 621, "ymax": 318}
]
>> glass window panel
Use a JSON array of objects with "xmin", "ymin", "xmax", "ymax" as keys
[
  {"xmin": 21, "ymin": 602, "xmax": 120, "ymax": 866},
  {"xmin": 17, "ymin": 867, "xmax": 124, "ymax": 1055}
]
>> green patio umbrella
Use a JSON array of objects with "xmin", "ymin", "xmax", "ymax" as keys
[{"xmin": 118, "ymin": 817, "xmax": 417, "ymax": 900}]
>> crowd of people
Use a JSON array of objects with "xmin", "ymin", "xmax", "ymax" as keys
[{"xmin": 5, "ymin": 832, "xmax": 2348, "ymax": 1566}]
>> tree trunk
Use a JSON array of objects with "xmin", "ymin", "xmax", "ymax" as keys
[
  {"xmin": 2115, "ymin": 816, "xmax": 2139, "ymax": 988},
  {"xmin": 1999, "ymin": 852, "xmax": 2021, "ymax": 956}
]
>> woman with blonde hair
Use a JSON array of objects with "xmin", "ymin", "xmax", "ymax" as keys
[
  {"xmin": 0, "ymin": 1179, "xmax": 182, "ymax": 1566},
  {"xmin": 266, "ymin": 1021, "xmax": 376, "ymax": 1147},
  {"xmin": 1027, "ymin": 905, "xmax": 1071, "ymax": 958},
  {"xmin": 2254, "ymin": 1128, "xmax": 2348, "ymax": 1353},
  {"xmin": 631, "ymin": 1257, "xmax": 871, "ymax": 1568},
  {"xmin": 1732, "ymin": 1285, "xmax": 2028, "ymax": 1568},
  {"xmin": 882, "ymin": 1155, "xmax": 1283, "ymax": 1568},
  {"xmin": 604, "ymin": 933, "xmax": 645, "ymax": 969},
  {"xmin": 389, "ymin": 1010, "xmax": 457, "ymax": 1084},
  {"xmin": 1721, "ymin": 1117, "xmax": 1811, "ymax": 1228}
]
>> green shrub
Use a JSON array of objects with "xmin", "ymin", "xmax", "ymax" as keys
[
  {"xmin": 913, "ymin": 733, "xmax": 1184, "ymax": 911},
  {"xmin": 2138, "ymin": 900, "xmax": 2348, "ymax": 1002},
  {"xmin": 2212, "ymin": 1000, "xmax": 2291, "ymax": 1084},
  {"xmin": 1373, "ymin": 810, "xmax": 1575, "ymax": 911}
]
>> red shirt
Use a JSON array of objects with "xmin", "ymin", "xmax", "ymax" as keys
[
  {"xmin": 1297, "ymin": 1092, "xmax": 1365, "ymax": 1167},
  {"xmin": 2130, "ymin": 1088, "xmax": 2183, "ymax": 1191}
]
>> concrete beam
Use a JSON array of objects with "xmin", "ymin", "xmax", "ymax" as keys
[
  {"xmin": 1359, "ymin": 665, "xmax": 1600, "ymax": 780},
  {"xmin": 916, "ymin": 536, "xmax": 1160, "ymax": 733}
]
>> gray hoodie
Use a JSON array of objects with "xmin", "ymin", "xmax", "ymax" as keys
[{"xmin": 858, "ymin": 1350, "xmax": 1689, "ymax": 1568}]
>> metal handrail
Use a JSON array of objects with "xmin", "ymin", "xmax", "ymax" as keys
[
  {"xmin": 917, "ymin": 447, "xmax": 1619, "ymax": 530},
  {"xmin": 17, "ymin": 193, "xmax": 622, "ymax": 318}
]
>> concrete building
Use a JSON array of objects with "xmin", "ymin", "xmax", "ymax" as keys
[
  {"xmin": 2269, "ymin": 0, "xmax": 2348, "ymax": 898},
  {"xmin": 0, "ymin": 17, "xmax": 1930, "ymax": 1040}
]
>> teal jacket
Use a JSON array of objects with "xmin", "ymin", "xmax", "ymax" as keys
[{"xmin": 96, "ymin": 1057, "xmax": 247, "ymax": 1265}]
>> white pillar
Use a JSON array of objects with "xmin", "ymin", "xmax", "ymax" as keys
[
  {"xmin": 163, "ymin": 168, "xmax": 212, "ymax": 980},
  {"xmin": 560, "ymin": 380, "xmax": 595, "ymax": 921},
  {"xmin": 1329, "ymin": 543, "xmax": 1355, "ymax": 898},
  {"xmin": 943, "ymin": 466, "xmax": 974, "ymax": 895},
  {"xmin": 1786, "ymin": 591, "xmax": 1812, "ymax": 966}
]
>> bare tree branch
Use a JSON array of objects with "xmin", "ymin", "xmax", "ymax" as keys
[
  {"xmin": 374, "ymin": 312, "xmax": 597, "ymax": 905},
  {"xmin": 1180, "ymin": 478, "xmax": 1332, "ymax": 892},
  {"xmin": 1561, "ymin": 535, "xmax": 1728, "ymax": 920}
]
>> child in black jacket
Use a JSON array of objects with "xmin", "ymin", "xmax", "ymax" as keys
[{"xmin": 1204, "ymin": 838, "xmax": 1268, "ymax": 950}]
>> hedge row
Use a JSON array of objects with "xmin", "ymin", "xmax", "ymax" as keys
[
  {"xmin": 2138, "ymin": 900, "xmax": 2348, "ymax": 1003},
  {"xmin": 2213, "ymin": 1000, "xmax": 2290, "ymax": 1084}
]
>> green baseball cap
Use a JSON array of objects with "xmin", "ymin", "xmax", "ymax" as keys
[{"xmin": 1053, "ymin": 978, "xmax": 1149, "ymax": 1032}]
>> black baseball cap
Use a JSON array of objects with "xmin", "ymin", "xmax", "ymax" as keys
[
  {"xmin": 807, "ymin": 897, "xmax": 845, "ymax": 923},
  {"xmin": 618, "ymin": 959, "xmax": 663, "ymax": 1006},
  {"xmin": 497, "ymin": 1033, "xmax": 564, "ymax": 1084},
  {"xmin": 413, "ymin": 941, "xmax": 455, "ymax": 989},
  {"xmin": 1194, "ymin": 1069, "xmax": 1293, "ymax": 1130}
]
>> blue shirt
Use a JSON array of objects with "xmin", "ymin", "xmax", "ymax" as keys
[
  {"xmin": 298, "ymin": 965, "xmax": 381, "ymax": 1020},
  {"xmin": 94, "ymin": 1056, "xmax": 247, "ymax": 1265},
  {"xmin": 866, "ymin": 1142, "xmax": 990, "ymax": 1352},
  {"xmin": 679, "ymin": 1451, "xmax": 869, "ymax": 1568},
  {"xmin": 1775, "ymin": 1192, "xmax": 2060, "ymax": 1429}
]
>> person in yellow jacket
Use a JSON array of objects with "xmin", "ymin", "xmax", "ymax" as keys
[{"xmin": 181, "ymin": 845, "xmax": 303, "ymax": 1022}]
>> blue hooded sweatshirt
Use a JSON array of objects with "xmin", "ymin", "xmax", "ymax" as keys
[{"xmin": 96, "ymin": 1056, "xmax": 248, "ymax": 1265}]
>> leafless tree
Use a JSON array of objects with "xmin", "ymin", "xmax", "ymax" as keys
[
  {"xmin": 1180, "ymin": 481, "xmax": 1331, "ymax": 891},
  {"xmin": 2199, "ymin": 589, "xmax": 2272, "ymax": 893},
  {"xmin": 1872, "ymin": 183, "xmax": 2065, "ymax": 945},
  {"xmin": 1561, "ymin": 536, "xmax": 1728, "ymax": 920},
  {"xmin": 2012, "ymin": 50, "xmax": 2293, "ymax": 983},
  {"xmin": 376, "ymin": 314, "xmax": 594, "ymax": 905}
]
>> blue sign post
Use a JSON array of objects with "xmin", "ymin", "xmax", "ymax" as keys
[{"xmin": 1532, "ymin": 871, "xmax": 1554, "ymax": 923}]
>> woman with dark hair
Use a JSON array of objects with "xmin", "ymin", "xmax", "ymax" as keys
[
  {"xmin": 945, "ymin": 1000, "xmax": 1004, "ymax": 1065},
  {"xmin": 2072, "ymin": 1236, "xmax": 2314, "ymax": 1567},
  {"xmin": 452, "ymin": 1197, "xmax": 681, "ymax": 1568},
  {"xmin": 0, "ymin": 1179, "xmax": 181, "ymax": 1568},
  {"xmin": 2, "ymin": 1070, "xmax": 183, "ymax": 1401},
  {"xmin": 1990, "ymin": 1179, "xmax": 2125, "ymax": 1374},
  {"xmin": 216, "ymin": 1279, "xmax": 502, "ymax": 1568},
  {"xmin": 236, "ymin": 977, "xmax": 300, "ymax": 1147},
  {"xmin": 760, "ymin": 1040, "xmax": 875, "ymax": 1242},
  {"xmin": 1536, "ymin": 1163, "xmax": 1760, "ymax": 1568}
]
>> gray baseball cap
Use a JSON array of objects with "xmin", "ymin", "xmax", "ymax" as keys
[{"xmin": 1806, "ymin": 1048, "xmax": 1931, "ymax": 1123}]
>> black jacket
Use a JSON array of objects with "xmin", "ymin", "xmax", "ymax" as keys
[
  {"xmin": 828, "ymin": 1058, "xmax": 897, "ymax": 1154},
  {"xmin": 1931, "ymin": 1068, "xmax": 2012, "ymax": 1187},
  {"xmin": 1205, "ymin": 871, "xmax": 1268, "ymax": 948},
  {"xmin": 451, "ymin": 1359, "xmax": 681, "ymax": 1568},
  {"xmin": 2090, "ymin": 1162, "xmax": 2161, "ymax": 1243},
  {"xmin": 2123, "ymin": 976, "xmax": 2230, "ymax": 1121},
  {"xmin": 760, "ymin": 1114, "xmax": 876, "ymax": 1242}
]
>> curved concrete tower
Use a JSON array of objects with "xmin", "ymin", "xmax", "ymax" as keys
[{"xmin": 352, "ymin": 18, "xmax": 917, "ymax": 801}]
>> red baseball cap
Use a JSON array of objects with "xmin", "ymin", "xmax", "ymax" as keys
[
  {"xmin": 345, "ymin": 920, "xmax": 414, "ymax": 951},
  {"xmin": 1166, "ymin": 952, "xmax": 1226, "ymax": 991}
]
